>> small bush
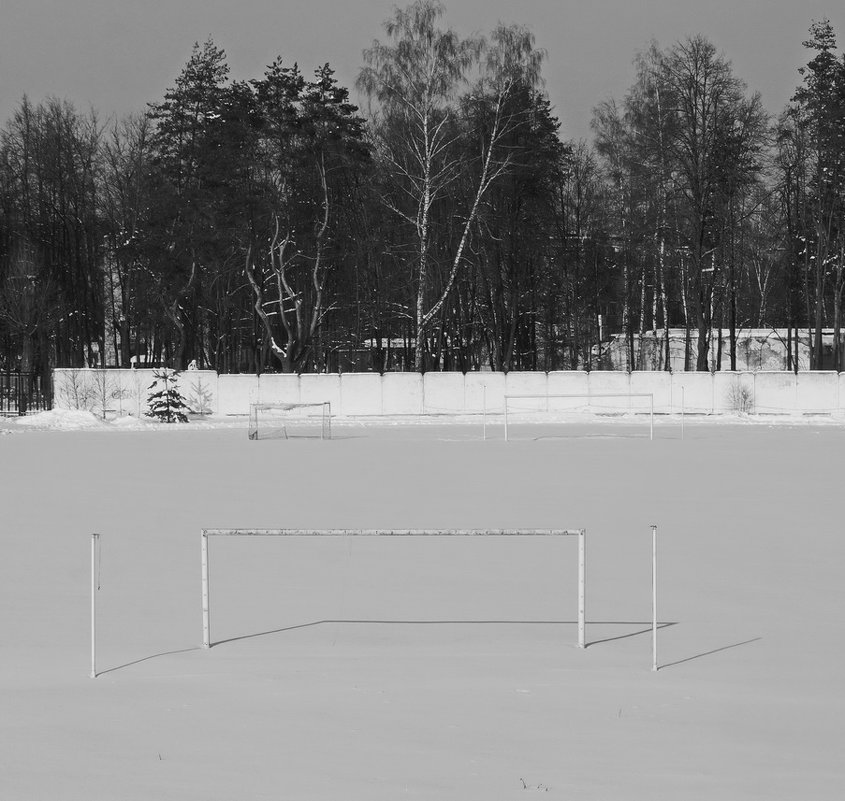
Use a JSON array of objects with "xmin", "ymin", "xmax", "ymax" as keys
[{"xmin": 727, "ymin": 383, "xmax": 754, "ymax": 414}]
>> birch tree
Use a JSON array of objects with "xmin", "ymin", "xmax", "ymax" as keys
[{"xmin": 358, "ymin": 1, "xmax": 546, "ymax": 370}]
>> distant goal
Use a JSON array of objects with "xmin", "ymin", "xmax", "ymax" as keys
[
  {"xmin": 504, "ymin": 393, "xmax": 655, "ymax": 441},
  {"xmin": 200, "ymin": 527, "xmax": 586, "ymax": 650},
  {"xmin": 248, "ymin": 401, "xmax": 332, "ymax": 440}
]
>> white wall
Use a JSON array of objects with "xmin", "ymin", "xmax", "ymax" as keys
[
  {"xmin": 255, "ymin": 374, "xmax": 300, "ymax": 406},
  {"xmin": 383, "ymin": 372, "xmax": 423, "ymax": 415},
  {"xmin": 339, "ymin": 374, "xmax": 382, "ymax": 416},
  {"xmin": 300, "ymin": 374, "xmax": 341, "ymax": 414},
  {"xmin": 671, "ymin": 372, "xmax": 713, "ymax": 414},
  {"xmin": 52, "ymin": 368, "xmax": 845, "ymax": 419},
  {"xmin": 630, "ymin": 371, "xmax": 671, "ymax": 413},
  {"xmin": 713, "ymin": 372, "xmax": 740, "ymax": 414},
  {"xmin": 754, "ymin": 372, "xmax": 796, "ymax": 414},
  {"xmin": 423, "ymin": 372, "xmax": 465, "ymax": 414},
  {"xmin": 546, "ymin": 372, "xmax": 590, "ymax": 412},
  {"xmin": 52, "ymin": 368, "xmax": 219, "ymax": 419},
  {"xmin": 795, "ymin": 372, "xmax": 839, "ymax": 413},
  {"xmin": 464, "ymin": 372, "xmax": 505, "ymax": 413},
  {"xmin": 505, "ymin": 372, "xmax": 549, "ymax": 410},
  {"xmin": 217, "ymin": 373, "xmax": 256, "ymax": 416}
]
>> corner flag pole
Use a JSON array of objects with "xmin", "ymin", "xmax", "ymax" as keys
[
  {"xmin": 578, "ymin": 528, "xmax": 586, "ymax": 648},
  {"xmin": 201, "ymin": 530, "xmax": 210, "ymax": 648},
  {"xmin": 651, "ymin": 524, "xmax": 658, "ymax": 672},
  {"xmin": 91, "ymin": 533, "xmax": 99, "ymax": 678}
]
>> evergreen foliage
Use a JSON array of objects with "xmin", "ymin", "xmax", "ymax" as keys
[
  {"xmin": 2, "ymin": 6, "xmax": 845, "ymax": 373},
  {"xmin": 146, "ymin": 369, "xmax": 189, "ymax": 423}
]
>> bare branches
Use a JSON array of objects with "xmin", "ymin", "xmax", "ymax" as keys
[{"xmin": 357, "ymin": 3, "xmax": 547, "ymax": 369}]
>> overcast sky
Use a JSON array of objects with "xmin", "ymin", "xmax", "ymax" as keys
[{"xmin": 2, "ymin": 0, "xmax": 845, "ymax": 142}]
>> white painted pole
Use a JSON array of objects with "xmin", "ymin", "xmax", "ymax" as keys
[
  {"xmin": 201, "ymin": 531, "xmax": 211, "ymax": 648},
  {"xmin": 483, "ymin": 384, "xmax": 487, "ymax": 441},
  {"xmin": 577, "ymin": 529, "xmax": 586, "ymax": 649},
  {"xmin": 681, "ymin": 386, "xmax": 685, "ymax": 440},
  {"xmin": 91, "ymin": 533, "xmax": 98, "ymax": 678},
  {"xmin": 649, "ymin": 395, "xmax": 654, "ymax": 440},
  {"xmin": 504, "ymin": 396, "xmax": 509, "ymax": 442},
  {"xmin": 651, "ymin": 525, "xmax": 658, "ymax": 671}
]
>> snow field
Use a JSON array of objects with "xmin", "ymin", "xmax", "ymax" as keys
[{"xmin": 0, "ymin": 420, "xmax": 844, "ymax": 799}]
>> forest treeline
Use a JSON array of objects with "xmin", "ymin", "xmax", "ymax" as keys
[{"xmin": 2, "ymin": 1, "xmax": 845, "ymax": 378}]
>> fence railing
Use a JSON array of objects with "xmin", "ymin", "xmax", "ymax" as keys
[{"xmin": 0, "ymin": 372, "xmax": 52, "ymax": 416}]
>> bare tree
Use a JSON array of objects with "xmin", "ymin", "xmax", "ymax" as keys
[{"xmin": 358, "ymin": 1, "xmax": 545, "ymax": 370}]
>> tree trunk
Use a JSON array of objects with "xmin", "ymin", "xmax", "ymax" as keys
[
  {"xmin": 657, "ymin": 239, "xmax": 670, "ymax": 371},
  {"xmin": 638, "ymin": 262, "xmax": 647, "ymax": 369},
  {"xmin": 833, "ymin": 267, "xmax": 844, "ymax": 371},
  {"xmin": 729, "ymin": 224, "xmax": 737, "ymax": 371},
  {"xmin": 813, "ymin": 252, "xmax": 824, "ymax": 369}
]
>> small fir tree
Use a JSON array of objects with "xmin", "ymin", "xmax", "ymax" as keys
[
  {"xmin": 187, "ymin": 375, "xmax": 214, "ymax": 415},
  {"xmin": 146, "ymin": 368, "xmax": 189, "ymax": 423}
]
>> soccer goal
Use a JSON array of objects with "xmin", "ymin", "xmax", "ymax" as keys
[
  {"xmin": 503, "ymin": 393, "xmax": 655, "ymax": 441},
  {"xmin": 248, "ymin": 401, "xmax": 332, "ymax": 440},
  {"xmin": 200, "ymin": 527, "xmax": 586, "ymax": 650}
]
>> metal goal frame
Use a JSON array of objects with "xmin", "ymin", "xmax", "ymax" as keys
[
  {"xmin": 503, "ymin": 393, "xmax": 655, "ymax": 441},
  {"xmin": 248, "ymin": 401, "xmax": 332, "ymax": 440},
  {"xmin": 200, "ymin": 528, "xmax": 586, "ymax": 650}
]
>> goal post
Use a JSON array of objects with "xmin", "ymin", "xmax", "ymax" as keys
[
  {"xmin": 200, "ymin": 527, "xmax": 586, "ymax": 651},
  {"xmin": 504, "ymin": 393, "xmax": 655, "ymax": 441},
  {"xmin": 248, "ymin": 401, "xmax": 332, "ymax": 440}
]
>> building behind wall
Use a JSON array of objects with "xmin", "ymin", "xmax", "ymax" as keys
[{"xmin": 596, "ymin": 329, "xmax": 842, "ymax": 372}]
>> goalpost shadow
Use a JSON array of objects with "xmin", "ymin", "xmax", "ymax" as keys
[
  {"xmin": 207, "ymin": 619, "xmax": 678, "ymax": 650},
  {"xmin": 95, "ymin": 646, "xmax": 203, "ymax": 677},
  {"xmin": 88, "ymin": 628, "xmax": 762, "ymax": 677},
  {"xmin": 656, "ymin": 636, "xmax": 762, "ymax": 670}
]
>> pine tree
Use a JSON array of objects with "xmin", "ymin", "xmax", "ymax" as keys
[
  {"xmin": 146, "ymin": 38, "xmax": 232, "ymax": 369},
  {"xmin": 791, "ymin": 20, "xmax": 845, "ymax": 368},
  {"xmin": 146, "ymin": 368, "xmax": 189, "ymax": 423}
]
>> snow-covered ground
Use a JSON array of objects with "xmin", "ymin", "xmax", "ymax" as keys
[{"xmin": 1, "ymin": 412, "xmax": 843, "ymax": 799}]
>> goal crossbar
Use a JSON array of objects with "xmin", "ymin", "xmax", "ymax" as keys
[
  {"xmin": 504, "ymin": 393, "xmax": 654, "ymax": 441},
  {"xmin": 250, "ymin": 402, "xmax": 330, "ymax": 410},
  {"xmin": 202, "ymin": 528, "xmax": 582, "ymax": 537},
  {"xmin": 201, "ymin": 527, "xmax": 586, "ymax": 650}
]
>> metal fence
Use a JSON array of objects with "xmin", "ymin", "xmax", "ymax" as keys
[{"xmin": 0, "ymin": 372, "xmax": 51, "ymax": 416}]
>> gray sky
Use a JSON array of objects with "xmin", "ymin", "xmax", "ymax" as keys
[{"xmin": 2, "ymin": 0, "xmax": 845, "ymax": 141}]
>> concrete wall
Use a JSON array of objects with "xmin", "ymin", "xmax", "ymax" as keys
[
  {"xmin": 505, "ymin": 372, "xmax": 549, "ymax": 410},
  {"xmin": 630, "ymin": 371, "xmax": 672, "ymax": 413},
  {"xmin": 582, "ymin": 370, "xmax": 632, "ymax": 412},
  {"xmin": 713, "ymin": 372, "xmax": 740, "ymax": 414},
  {"xmin": 52, "ymin": 368, "xmax": 845, "ymax": 419},
  {"xmin": 52, "ymin": 368, "xmax": 220, "ymax": 419},
  {"xmin": 217, "ymin": 373, "xmax": 256, "ymax": 416},
  {"xmin": 464, "ymin": 372, "xmax": 505, "ymax": 413},
  {"xmin": 423, "ymin": 372, "xmax": 465, "ymax": 414},
  {"xmin": 671, "ymin": 372, "xmax": 713, "ymax": 414},
  {"xmin": 754, "ymin": 372, "xmax": 797, "ymax": 414},
  {"xmin": 795, "ymin": 372, "xmax": 839, "ymax": 414},
  {"xmin": 300, "ymin": 374, "xmax": 341, "ymax": 413},
  {"xmin": 546, "ymin": 372, "xmax": 590, "ymax": 412},
  {"xmin": 383, "ymin": 372, "xmax": 423, "ymax": 415},
  {"xmin": 339, "ymin": 374, "xmax": 382, "ymax": 416},
  {"xmin": 256, "ymin": 374, "xmax": 300, "ymax": 406}
]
